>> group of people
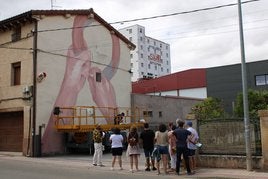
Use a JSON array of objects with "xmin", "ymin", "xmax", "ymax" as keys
[{"xmin": 91, "ymin": 119, "xmax": 199, "ymax": 176}]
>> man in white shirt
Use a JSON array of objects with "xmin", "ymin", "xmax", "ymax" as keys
[{"xmin": 186, "ymin": 121, "xmax": 199, "ymax": 172}]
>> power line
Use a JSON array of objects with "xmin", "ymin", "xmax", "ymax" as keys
[
  {"xmin": 37, "ymin": 49, "xmax": 131, "ymax": 73},
  {"xmin": 37, "ymin": 0, "xmax": 260, "ymax": 33}
]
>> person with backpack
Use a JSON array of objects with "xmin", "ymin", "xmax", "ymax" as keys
[{"xmin": 126, "ymin": 125, "xmax": 140, "ymax": 172}]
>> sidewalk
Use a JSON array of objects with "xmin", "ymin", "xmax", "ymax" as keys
[{"xmin": 0, "ymin": 152, "xmax": 268, "ymax": 178}]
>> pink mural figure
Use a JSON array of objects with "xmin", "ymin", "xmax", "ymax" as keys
[{"xmin": 42, "ymin": 15, "xmax": 121, "ymax": 153}]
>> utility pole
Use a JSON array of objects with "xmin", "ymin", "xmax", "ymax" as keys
[{"xmin": 237, "ymin": 0, "xmax": 252, "ymax": 171}]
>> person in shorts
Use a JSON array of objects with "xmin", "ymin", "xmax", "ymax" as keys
[{"xmin": 109, "ymin": 127, "xmax": 124, "ymax": 170}]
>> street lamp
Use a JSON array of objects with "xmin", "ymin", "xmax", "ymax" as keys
[{"xmin": 237, "ymin": 0, "xmax": 252, "ymax": 171}]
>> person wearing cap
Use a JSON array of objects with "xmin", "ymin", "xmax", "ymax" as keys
[
  {"xmin": 92, "ymin": 125, "xmax": 105, "ymax": 167},
  {"xmin": 172, "ymin": 119, "xmax": 193, "ymax": 176},
  {"xmin": 185, "ymin": 121, "xmax": 199, "ymax": 172}
]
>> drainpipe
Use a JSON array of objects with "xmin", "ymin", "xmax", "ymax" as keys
[{"xmin": 32, "ymin": 20, "xmax": 38, "ymax": 157}]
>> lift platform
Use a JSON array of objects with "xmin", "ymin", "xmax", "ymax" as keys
[{"xmin": 53, "ymin": 106, "xmax": 148, "ymax": 132}]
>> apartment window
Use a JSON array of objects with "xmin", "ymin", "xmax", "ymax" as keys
[
  {"xmin": 160, "ymin": 43, "xmax": 162, "ymax": 48},
  {"xmin": 166, "ymin": 61, "xmax": 169, "ymax": 65},
  {"xmin": 166, "ymin": 45, "xmax": 168, "ymax": 50},
  {"xmin": 130, "ymin": 54, "xmax": 133, "ymax": 58},
  {"xmin": 129, "ymin": 29, "xmax": 132, "ymax": 34},
  {"xmin": 167, "ymin": 69, "xmax": 169, "ymax": 73},
  {"xmin": 129, "ymin": 37, "xmax": 132, "ymax": 41},
  {"xmin": 141, "ymin": 63, "xmax": 144, "ymax": 67},
  {"xmin": 96, "ymin": 72, "xmax": 101, "ymax": 82},
  {"xmin": 12, "ymin": 27, "xmax": 21, "ymax": 42},
  {"xmin": 166, "ymin": 53, "xmax": 169, "ymax": 58},
  {"xmin": 154, "ymin": 41, "xmax": 156, "ymax": 45},
  {"xmin": 131, "ymin": 63, "xmax": 133, "ymax": 68},
  {"xmin": 141, "ymin": 72, "xmax": 144, "ymax": 75},
  {"xmin": 11, "ymin": 62, "xmax": 21, "ymax": 86},
  {"xmin": 155, "ymin": 65, "xmax": 157, "ymax": 70},
  {"xmin": 148, "ymin": 64, "xmax": 151, "ymax": 69},
  {"xmin": 256, "ymin": 74, "xmax": 268, "ymax": 86},
  {"xmin": 159, "ymin": 111, "xmax": 162, "ymax": 117},
  {"xmin": 147, "ymin": 39, "xmax": 150, "ymax": 43},
  {"xmin": 139, "ymin": 28, "xmax": 143, "ymax": 33},
  {"xmin": 161, "ymin": 67, "xmax": 163, "ymax": 72},
  {"xmin": 141, "ymin": 53, "xmax": 143, "ymax": 58},
  {"xmin": 140, "ymin": 45, "xmax": 143, "ymax": 50},
  {"xmin": 140, "ymin": 37, "xmax": 143, "ymax": 41}
]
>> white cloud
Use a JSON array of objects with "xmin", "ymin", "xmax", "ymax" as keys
[{"xmin": 1, "ymin": 0, "xmax": 268, "ymax": 73}]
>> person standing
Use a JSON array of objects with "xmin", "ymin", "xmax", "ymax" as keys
[
  {"xmin": 186, "ymin": 121, "xmax": 199, "ymax": 172},
  {"xmin": 92, "ymin": 125, "xmax": 105, "ymax": 167},
  {"xmin": 167, "ymin": 124, "xmax": 177, "ymax": 172},
  {"xmin": 109, "ymin": 127, "xmax": 124, "ymax": 170},
  {"xmin": 155, "ymin": 123, "xmax": 169, "ymax": 175},
  {"xmin": 127, "ymin": 125, "xmax": 140, "ymax": 172},
  {"xmin": 140, "ymin": 123, "xmax": 157, "ymax": 171},
  {"xmin": 173, "ymin": 119, "xmax": 193, "ymax": 176}
]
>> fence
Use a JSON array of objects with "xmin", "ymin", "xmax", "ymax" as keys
[{"xmin": 197, "ymin": 118, "xmax": 262, "ymax": 156}]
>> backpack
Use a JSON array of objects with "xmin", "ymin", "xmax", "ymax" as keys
[{"xmin": 129, "ymin": 134, "xmax": 138, "ymax": 147}]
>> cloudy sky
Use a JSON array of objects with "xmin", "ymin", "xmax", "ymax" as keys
[{"xmin": 1, "ymin": 0, "xmax": 268, "ymax": 73}]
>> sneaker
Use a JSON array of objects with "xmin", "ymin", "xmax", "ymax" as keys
[
  {"xmin": 120, "ymin": 167, "xmax": 123, "ymax": 170},
  {"xmin": 99, "ymin": 164, "xmax": 105, "ymax": 167},
  {"xmin": 152, "ymin": 167, "xmax": 157, "ymax": 171},
  {"xmin": 145, "ymin": 168, "xmax": 150, "ymax": 171},
  {"xmin": 129, "ymin": 169, "xmax": 134, "ymax": 173},
  {"xmin": 187, "ymin": 172, "xmax": 194, "ymax": 175},
  {"xmin": 92, "ymin": 164, "xmax": 97, "ymax": 166}
]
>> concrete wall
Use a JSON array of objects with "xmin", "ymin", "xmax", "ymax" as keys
[{"xmin": 131, "ymin": 93, "xmax": 202, "ymax": 128}]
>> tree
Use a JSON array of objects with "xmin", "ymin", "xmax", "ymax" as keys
[
  {"xmin": 191, "ymin": 97, "xmax": 225, "ymax": 120},
  {"xmin": 234, "ymin": 89, "xmax": 268, "ymax": 119}
]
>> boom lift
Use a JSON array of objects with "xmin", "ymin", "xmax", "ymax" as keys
[{"xmin": 53, "ymin": 106, "xmax": 148, "ymax": 153}]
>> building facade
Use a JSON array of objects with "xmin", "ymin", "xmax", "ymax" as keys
[
  {"xmin": 132, "ymin": 59, "xmax": 268, "ymax": 115},
  {"xmin": 0, "ymin": 9, "xmax": 135, "ymax": 155},
  {"xmin": 119, "ymin": 25, "xmax": 171, "ymax": 82}
]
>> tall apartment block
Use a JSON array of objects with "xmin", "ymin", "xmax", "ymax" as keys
[{"xmin": 119, "ymin": 25, "xmax": 171, "ymax": 82}]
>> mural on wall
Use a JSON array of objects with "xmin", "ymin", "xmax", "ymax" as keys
[{"xmin": 42, "ymin": 15, "xmax": 121, "ymax": 153}]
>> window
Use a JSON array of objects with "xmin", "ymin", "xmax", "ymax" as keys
[
  {"xmin": 160, "ymin": 43, "xmax": 162, "ymax": 48},
  {"xmin": 141, "ymin": 63, "xmax": 144, "ymax": 67},
  {"xmin": 129, "ymin": 29, "xmax": 132, "ymax": 34},
  {"xmin": 140, "ymin": 45, "xmax": 143, "ymax": 50},
  {"xmin": 155, "ymin": 65, "xmax": 157, "ymax": 70},
  {"xmin": 255, "ymin": 75, "xmax": 268, "ymax": 86},
  {"xmin": 141, "ymin": 72, "xmax": 144, "ymax": 75},
  {"xmin": 159, "ymin": 111, "xmax": 162, "ymax": 117},
  {"xmin": 12, "ymin": 27, "xmax": 21, "ymax": 42},
  {"xmin": 144, "ymin": 111, "xmax": 153, "ymax": 117},
  {"xmin": 154, "ymin": 41, "xmax": 156, "ymax": 45},
  {"xmin": 11, "ymin": 62, "xmax": 21, "ymax": 86},
  {"xmin": 148, "ymin": 64, "xmax": 151, "ymax": 69},
  {"xmin": 139, "ymin": 28, "xmax": 143, "ymax": 33},
  {"xmin": 129, "ymin": 37, "xmax": 132, "ymax": 41},
  {"xmin": 131, "ymin": 63, "xmax": 133, "ymax": 68},
  {"xmin": 130, "ymin": 54, "xmax": 133, "ymax": 58},
  {"xmin": 166, "ymin": 61, "xmax": 169, "ymax": 65},
  {"xmin": 140, "ymin": 37, "xmax": 143, "ymax": 41},
  {"xmin": 167, "ymin": 69, "xmax": 169, "ymax": 73},
  {"xmin": 141, "ymin": 53, "xmax": 143, "ymax": 58},
  {"xmin": 147, "ymin": 39, "xmax": 150, "ymax": 43},
  {"xmin": 161, "ymin": 67, "xmax": 163, "ymax": 72},
  {"xmin": 166, "ymin": 53, "xmax": 169, "ymax": 58},
  {"xmin": 166, "ymin": 45, "xmax": 168, "ymax": 50},
  {"xmin": 96, "ymin": 72, "xmax": 101, "ymax": 82}
]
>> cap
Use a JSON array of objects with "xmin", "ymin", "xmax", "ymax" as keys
[{"xmin": 186, "ymin": 121, "xmax": 192, "ymax": 127}]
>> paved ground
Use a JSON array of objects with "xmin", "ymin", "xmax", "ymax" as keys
[{"xmin": 0, "ymin": 152, "xmax": 268, "ymax": 178}]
